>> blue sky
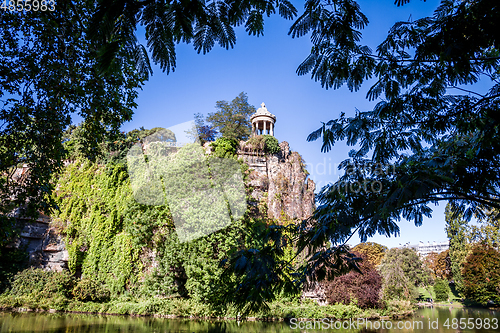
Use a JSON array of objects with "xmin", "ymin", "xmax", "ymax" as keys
[{"xmin": 119, "ymin": 0, "xmax": 452, "ymax": 248}]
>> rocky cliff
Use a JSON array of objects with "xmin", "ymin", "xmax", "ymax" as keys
[
  {"xmin": 238, "ymin": 141, "xmax": 315, "ymax": 222},
  {"xmin": 7, "ymin": 211, "xmax": 68, "ymax": 272}
]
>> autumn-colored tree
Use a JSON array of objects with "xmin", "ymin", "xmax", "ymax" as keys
[
  {"xmin": 424, "ymin": 252, "xmax": 439, "ymax": 278},
  {"xmin": 424, "ymin": 250, "xmax": 451, "ymax": 280},
  {"xmin": 351, "ymin": 242, "xmax": 387, "ymax": 266},
  {"xmin": 322, "ymin": 252, "xmax": 383, "ymax": 309},
  {"xmin": 462, "ymin": 244, "xmax": 500, "ymax": 305}
]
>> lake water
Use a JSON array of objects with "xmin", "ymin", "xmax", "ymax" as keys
[{"xmin": 1, "ymin": 307, "xmax": 499, "ymax": 332}]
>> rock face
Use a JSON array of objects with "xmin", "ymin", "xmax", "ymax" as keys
[
  {"xmin": 8, "ymin": 212, "xmax": 69, "ymax": 272},
  {"xmin": 238, "ymin": 141, "xmax": 315, "ymax": 222}
]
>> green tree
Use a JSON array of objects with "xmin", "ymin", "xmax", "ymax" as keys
[
  {"xmin": 206, "ymin": 92, "xmax": 256, "ymax": 141},
  {"xmin": 462, "ymin": 244, "xmax": 500, "ymax": 305},
  {"xmin": 433, "ymin": 278, "xmax": 451, "ymax": 302},
  {"xmin": 210, "ymin": 137, "xmax": 239, "ymax": 158},
  {"xmin": 445, "ymin": 204, "xmax": 470, "ymax": 295},
  {"xmin": 0, "ymin": 2, "xmax": 146, "ymax": 219},
  {"xmin": 189, "ymin": 113, "xmax": 217, "ymax": 144},
  {"xmin": 378, "ymin": 247, "xmax": 432, "ymax": 301},
  {"xmin": 469, "ymin": 209, "xmax": 500, "ymax": 248}
]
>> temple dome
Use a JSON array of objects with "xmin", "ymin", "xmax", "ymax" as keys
[
  {"xmin": 251, "ymin": 102, "xmax": 276, "ymax": 120},
  {"xmin": 251, "ymin": 102, "xmax": 276, "ymax": 137}
]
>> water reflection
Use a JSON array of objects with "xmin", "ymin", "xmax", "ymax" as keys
[{"xmin": 0, "ymin": 308, "xmax": 499, "ymax": 333}]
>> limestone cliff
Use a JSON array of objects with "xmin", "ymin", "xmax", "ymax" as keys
[
  {"xmin": 238, "ymin": 141, "xmax": 315, "ymax": 222},
  {"xmin": 7, "ymin": 211, "xmax": 69, "ymax": 272}
]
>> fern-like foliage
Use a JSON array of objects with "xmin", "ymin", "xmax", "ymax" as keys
[
  {"xmin": 301, "ymin": 0, "xmax": 500, "ymax": 273},
  {"xmin": 91, "ymin": 0, "xmax": 298, "ymax": 74},
  {"xmin": 290, "ymin": 0, "xmax": 372, "ymax": 91}
]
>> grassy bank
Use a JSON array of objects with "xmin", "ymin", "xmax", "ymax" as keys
[
  {"xmin": 0, "ymin": 268, "xmax": 415, "ymax": 321},
  {"xmin": 0, "ymin": 294, "xmax": 414, "ymax": 321}
]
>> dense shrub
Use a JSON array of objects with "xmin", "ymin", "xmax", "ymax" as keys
[
  {"xmin": 433, "ymin": 278, "xmax": 450, "ymax": 302},
  {"xmin": 210, "ymin": 137, "xmax": 238, "ymax": 157},
  {"xmin": 8, "ymin": 268, "xmax": 74, "ymax": 299},
  {"xmin": 462, "ymin": 244, "xmax": 500, "ymax": 305},
  {"xmin": 247, "ymin": 135, "xmax": 280, "ymax": 154},
  {"xmin": 72, "ymin": 278, "xmax": 111, "ymax": 302},
  {"xmin": 322, "ymin": 253, "xmax": 383, "ymax": 308},
  {"xmin": 262, "ymin": 135, "xmax": 280, "ymax": 154},
  {"xmin": 0, "ymin": 246, "xmax": 27, "ymax": 294}
]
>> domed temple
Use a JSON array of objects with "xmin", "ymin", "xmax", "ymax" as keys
[{"xmin": 251, "ymin": 102, "xmax": 276, "ymax": 136}]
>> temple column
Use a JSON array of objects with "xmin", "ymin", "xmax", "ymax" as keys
[{"xmin": 250, "ymin": 102, "xmax": 276, "ymax": 138}]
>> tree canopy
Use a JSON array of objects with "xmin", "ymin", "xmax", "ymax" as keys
[
  {"xmin": 302, "ymin": 0, "xmax": 500, "ymax": 269},
  {"xmin": 206, "ymin": 92, "xmax": 256, "ymax": 141},
  {"xmin": 0, "ymin": 2, "xmax": 146, "ymax": 220},
  {"xmin": 90, "ymin": 0, "xmax": 297, "ymax": 74},
  {"xmin": 445, "ymin": 205, "xmax": 470, "ymax": 294},
  {"xmin": 423, "ymin": 250, "xmax": 451, "ymax": 280},
  {"xmin": 190, "ymin": 113, "xmax": 217, "ymax": 144},
  {"xmin": 351, "ymin": 242, "xmax": 387, "ymax": 266},
  {"xmin": 462, "ymin": 244, "xmax": 500, "ymax": 305}
]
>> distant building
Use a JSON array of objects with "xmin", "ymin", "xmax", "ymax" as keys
[{"xmin": 399, "ymin": 240, "xmax": 449, "ymax": 257}]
